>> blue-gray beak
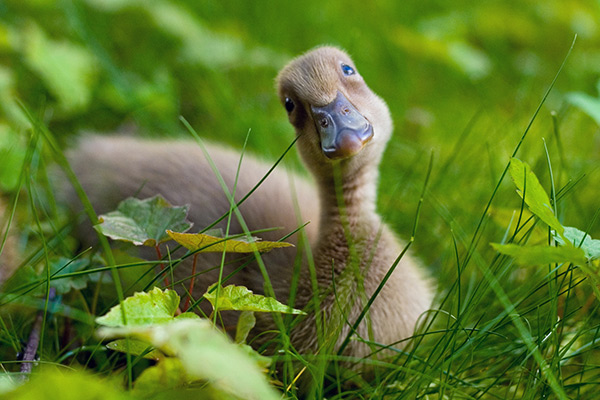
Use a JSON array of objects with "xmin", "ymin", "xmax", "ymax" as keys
[{"xmin": 311, "ymin": 91, "xmax": 374, "ymax": 159}]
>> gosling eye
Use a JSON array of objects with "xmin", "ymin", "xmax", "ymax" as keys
[
  {"xmin": 284, "ymin": 97, "xmax": 295, "ymax": 113},
  {"xmin": 341, "ymin": 63, "xmax": 356, "ymax": 76}
]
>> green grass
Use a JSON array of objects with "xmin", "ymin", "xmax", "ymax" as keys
[{"xmin": 1, "ymin": 0, "xmax": 600, "ymax": 398}]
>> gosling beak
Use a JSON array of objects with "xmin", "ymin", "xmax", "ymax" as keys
[{"xmin": 311, "ymin": 91, "xmax": 374, "ymax": 159}]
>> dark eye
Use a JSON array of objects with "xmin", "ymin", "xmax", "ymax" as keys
[
  {"xmin": 284, "ymin": 97, "xmax": 295, "ymax": 113},
  {"xmin": 341, "ymin": 63, "xmax": 355, "ymax": 76}
]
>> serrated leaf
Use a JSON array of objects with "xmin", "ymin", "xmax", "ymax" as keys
[
  {"xmin": 508, "ymin": 158, "xmax": 564, "ymax": 237},
  {"xmin": 166, "ymin": 230, "xmax": 292, "ymax": 253},
  {"xmin": 555, "ymin": 226, "xmax": 600, "ymax": 260},
  {"xmin": 95, "ymin": 195, "xmax": 192, "ymax": 246},
  {"xmin": 96, "ymin": 287, "xmax": 179, "ymax": 327},
  {"xmin": 175, "ymin": 312, "xmax": 201, "ymax": 320},
  {"xmin": 204, "ymin": 284, "xmax": 305, "ymax": 315},
  {"xmin": 235, "ymin": 311, "xmax": 256, "ymax": 344},
  {"xmin": 49, "ymin": 257, "xmax": 92, "ymax": 295},
  {"xmin": 98, "ymin": 319, "xmax": 279, "ymax": 400},
  {"xmin": 491, "ymin": 243, "xmax": 587, "ymax": 266},
  {"xmin": 105, "ymin": 339, "xmax": 164, "ymax": 360}
]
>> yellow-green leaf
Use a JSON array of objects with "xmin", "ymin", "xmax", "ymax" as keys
[
  {"xmin": 22, "ymin": 22, "xmax": 97, "ymax": 114},
  {"xmin": 491, "ymin": 243, "xmax": 587, "ymax": 266},
  {"xmin": 97, "ymin": 319, "xmax": 279, "ymax": 400},
  {"xmin": 508, "ymin": 158, "xmax": 564, "ymax": 237},
  {"xmin": 235, "ymin": 311, "xmax": 256, "ymax": 344},
  {"xmin": 96, "ymin": 287, "xmax": 180, "ymax": 327},
  {"xmin": 105, "ymin": 339, "xmax": 164, "ymax": 360},
  {"xmin": 1, "ymin": 368, "xmax": 134, "ymax": 400},
  {"xmin": 166, "ymin": 230, "xmax": 293, "ymax": 253},
  {"xmin": 238, "ymin": 343, "xmax": 272, "ymax": 371},
  {"xmin": 133, "ymin": 358, "xmax": 190, "ymax": 397},
  {"xmin": 204, "ymin": 284, "xmax": 305, "ymax": 314}
]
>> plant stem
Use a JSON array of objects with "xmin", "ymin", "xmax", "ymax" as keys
[
  {"xmin": 20, "ymin": 288, "xmax": 56, "ymax": 377},
  {"xmin": 183, "ymin": 254, "xmax": 198, "ymax": 311},
  {"xmin": 155, "ymin": 245, "xmax": 170, "ymax": 287}
]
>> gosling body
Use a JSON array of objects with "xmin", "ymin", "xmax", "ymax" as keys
[{"xmin": 66, "ymin": 46, "xmax": 433, "ymax": 358}]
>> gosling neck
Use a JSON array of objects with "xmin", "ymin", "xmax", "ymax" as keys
[{"xmin": 316, "ymin": 161, "xmax": 380, "ymax": 229}]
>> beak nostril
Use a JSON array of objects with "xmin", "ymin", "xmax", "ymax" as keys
[
  {"xmin": 342, "ymin": 107, "xmax": 350, "ymax": 115},
  {"xmin": 320, "ymin": 118, "xmax": 329, "ymax": 128}
]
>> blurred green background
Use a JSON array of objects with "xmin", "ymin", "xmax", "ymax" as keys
[{"xmin": 1, "ymin": 0, "xmax": 599, "ymax": 272}]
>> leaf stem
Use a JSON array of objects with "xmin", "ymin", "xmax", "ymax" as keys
[{"xmin": 155, "ymin": 245, "xmax": 170, "ymax": 287}]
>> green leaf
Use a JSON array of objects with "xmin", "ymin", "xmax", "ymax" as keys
[
  {"xmin": 98, "ymin": 319, "xmax": 279, "ymax": 400},
  {"xmin": 166, "ymin": 230, "xmax": 293, "ymax": 253},
  {"xmin": 49, "ymin": 257, "xmax": 92, "ymax": 295},
  {"xmin": 235, "ymin": 311, "xmax": 256, "ymax": 344},
  {"xmin": 132, "ymin": 358, "xmax": 190, "ymax": 397},
  {"xmin": 238, "ymin": 344, "xmax": 272, "ymax": 371},
  {"xmin": 0, "ymin": 373, "xmax": 19, "ymax": 395},
  {"xmin": 1, "ymin": 368, "xmax": 134, "ymax": 399},
  {"xmin": 2, "ymin": 264, "xmax": 42, "ymax": 297},
  {"xmin": 96, "ymin": 287, "xmax": 180, "ymax": 327},
  {"xmin": 0, "ymin": 67, "xmax": 29, "ymax": 128},
  {"xmin": 175, "ymin": 312, "xmax": 201, "ymax": 320},
  {"xmin": 508, "ymin": 158, "xmax": 564, "ymax": 237},
  {"xmin": 105, "ymin": 339, "xmax": 164, "ymax": 360},
  {"xmin": 95, "ymin": 195, "xmax": 192, "ymax": 246},
  {"xmin": 391, "ymin": 25, "xmax": 491, "ymax": 80},
  {"xmin": 491, "ymin": 243, "xmax": 587, "ymax": 266},
  {"xmin": 204, "ymin": 284, "xmax": 305, "ymax": 314},
  {"xmin": 0, "ymin": 125, "xmax": 27, "ymax": 191},
  {"xmin": 555, "ymin": 226, "xmax": 600, "ymax": 260},
  {"xmin": 22, "ymin": 22, "xmax": 97, "ymax": 114},
  {"xmin": 566, "ymin": 83, "xmax": 600, "ymax": 126}
]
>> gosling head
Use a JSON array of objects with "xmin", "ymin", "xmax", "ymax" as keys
[{"xmin": 276, "ymin": 46, "xmax": 393, "ymax": 180}]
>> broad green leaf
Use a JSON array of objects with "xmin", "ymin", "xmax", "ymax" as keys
[
  {"xmin": 491, "ymin": 243, "xmax": 587, "ymax": 266},
  {"xmin": 0, "ymin": 124, "xmax": 27, "ymax": 191},
  {"xmin": 2, "ymin": 264, "xmax": 41, "ymax": 297},
  {"xmin": 175, "ymin": 312, "xmax": 201, "ymax": 320},
  {"xmin": 87, "ymin": 0, "xmax": 287, "ymax": 69},
  {"xmin": 3, "ymin": 256, "xmax": 97, "ymax": 298},
  {"xmin": 166, "ymin": 230, "xmax": 293, "ymax": 253},
  {"xmin": 0, "ymin": 373, "xmax": 18, "ymax": 395},
  {"xmin": 105, "ymin": 339, "xmax": 163, "ymax": 360},
  {"xmin": 447, "ymin": 41, "xmax": 491, "ymax": 80},
  {"xmin": 391, "ymin": 25, "xmax": 491, "ymax": 80},
  {"xmin": 0, "ymin": 368, "xmax": 134, "ymax": 400},
  {"xmin": 508, "ymin": 158, "xmax": 564, "ymax": 237},
  {"xmin": 204, "ymin": 284, "xmax": 305, "ymax": 315},
  {"xmin": 555, "ymin": 226, "xmax": 600, "ymax": 260},
  {"xmin": 133, "ymin": 358, "xmax": 190, "ymax": 397},
  {"xmin": 148, "ymin": 2, "xmax": 287, "ymax": 69},
  {"xmin": 238, "ymin": 344, "xmax": 272, "ymax": 371},
  {"xmin": 22, "ymin": 22, "xmax": 97, "ymax": 114},
  {"xmin": 96, "ymin": 195, "xmax": 192, "ymax": 246},
  {"xmin": 235, "ymin": 311, "xmax": 256, "ymax": 344},
  {"xmin": 96, "ymin": 287, "xmax": 179, "ymax": 327},
  {"xmin": 49, "ymin": 257, "xmax": 92, "ymax": 295},
  {"xmin": 567, "ymin": 83, "xmax": 600, "ymax": 126},
  {"xmin": 0, "ymin": 65, "xmax": 29, "ymax": 128},
  {"xmin": 98, "ymin": 319, "xmax": 279, "ymax": 400}
]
